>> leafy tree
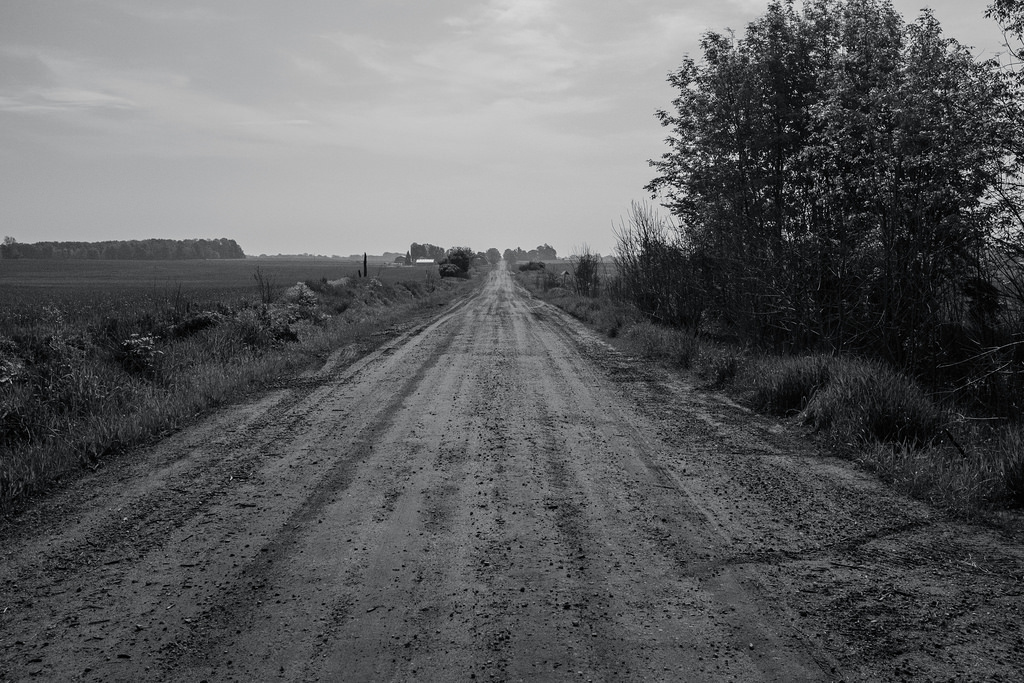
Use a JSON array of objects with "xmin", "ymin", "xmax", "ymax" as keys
[
  {"xmin": 535, "ymin": 244, "xmax": 557, "ymax": 260},
  {"xmin": 485, "ymin": 248, "xmax": 501, "ymax": 264},
  {"xmin": 438, "ymin": 246, "xmax": 474, "ymax": 277},
  {"xmin": 410, "ymin": 243, "xmax": 445, "ymax": 261},
  {"xmin": 646, "ymin": 0, "xmax": 1022, "ymax": 375}
]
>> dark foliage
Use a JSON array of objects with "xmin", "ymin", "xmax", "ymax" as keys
[
  {"xmin": 0, "ymin": 237, "xmax": 245, "ymax": 260},
  {"xmin": 639, "ymin": 0, "xmax": 1023, "ymax": 405}
]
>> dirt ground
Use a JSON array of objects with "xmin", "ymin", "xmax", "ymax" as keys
[{"xmin": 1, "ymin": 264, "xmax": 1022, "ymax": 682}]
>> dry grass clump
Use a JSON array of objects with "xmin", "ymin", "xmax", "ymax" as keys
[
  {"xmin": 622, "ymin": 321, "xmax": 699, "ymax": 368},
  {"xmin": 738, "ymin": 354, "xmax": 941, "ymax": 447},
  {"xmin": 745, "ymin": 354, "xmax": 832, "ymax": 415},
  {"xmin": 801, "ymin": 357, "xmax": 942, "ymax": 447}
]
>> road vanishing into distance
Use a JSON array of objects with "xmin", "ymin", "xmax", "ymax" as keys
[{"xmin": 2, "ymin": 264, "xmax": 1022, "ymax": 682}]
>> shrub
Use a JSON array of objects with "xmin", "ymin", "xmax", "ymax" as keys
[
  {"xmin": 438, "ymin": 263, "xmax": 462, "ymax": 279},
  {"xmin": 283, "ymin": 282, "xmax": 320, "ymax": 308},
  {"xmin": 118, "ymin": 333, "xmax": 162, "ymax": 377}
]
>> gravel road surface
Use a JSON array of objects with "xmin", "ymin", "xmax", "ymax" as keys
[{"xmin": 2, "ymin": 264, "xmax": 1022, "ymax": 682}]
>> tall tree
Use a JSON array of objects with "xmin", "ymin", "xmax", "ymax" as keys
[{"xmin": 647, "ymin": 0, "xmax": 1021, "ymax": 371}]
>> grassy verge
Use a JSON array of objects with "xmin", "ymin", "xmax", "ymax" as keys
[
  {"xmin": 521, "ymin": 274, "xmax": 1023, "ymax": 517},
  {"xmin": 0, "ymin": 274, "xmax": 475, "ymax": 514}
]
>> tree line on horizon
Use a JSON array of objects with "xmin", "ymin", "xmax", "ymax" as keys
[
  {"xmin": 612, "ymin": 0, "xmax": 1024, "ymax": 411},
  {"xmin": 402, "ymin": 243, "xmax": 559, "ymax": 267},
  {"xmin": 502, "ymin": 244, "xmax": 558, "ymax": 263},
  {"xmin": 0, "ymin": 237, "xmax": 245, "ymax": 261}
]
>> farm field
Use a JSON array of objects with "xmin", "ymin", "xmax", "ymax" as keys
[{"xmin": 0, "ymin": 258, "xmax": 439, "ymax": 304}]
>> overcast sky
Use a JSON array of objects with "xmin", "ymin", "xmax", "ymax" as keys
[{"xmin": 0, "ymin": 1, "xmax": 1010, "ymax": 258}]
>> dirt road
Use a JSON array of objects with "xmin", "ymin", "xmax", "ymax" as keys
[{"xmin": 2, "ymin": 265, "xmax": 1022, "ymax": 682}]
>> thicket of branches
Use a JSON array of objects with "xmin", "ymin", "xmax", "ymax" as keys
[{"xmin": 623, "ymin": 0, "xmax": 1024, "ymax": 414}]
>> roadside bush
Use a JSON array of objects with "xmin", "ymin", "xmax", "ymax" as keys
[
  {"xmin": 283, "ymin": 281, "xmax": 320, "ymax": 308},
  {"xmin": 117, "ymin": 333, "xmax": 162, "ymax": 377},
  {"xmin": 519, "ymin": 261, "xmax": 546, "ymax": 272},
  {"xmin": 439, "ymin": 263, "xmax": 463, "ymax": 279}
]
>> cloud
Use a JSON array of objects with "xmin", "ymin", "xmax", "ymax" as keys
[{"xmin": 0, "ymin": 87, "xmax": 136, "ymax": 113}]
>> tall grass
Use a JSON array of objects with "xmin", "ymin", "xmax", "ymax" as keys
[
  {"xmin": 740, "ymin": 354, "xmax": 942, "ymax": 446},
  {"xmin": 0, "ymin": 275, "xmax": 468, "ymax": 513},
  {"xmin": 622, "ymin": 321, "xmax": 699, "ymax": 368}
]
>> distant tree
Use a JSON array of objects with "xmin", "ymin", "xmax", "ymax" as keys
[
  {"xmin": 0, "ymin": 236, "xmax": 19, "ymax": 259},
  {"xmin": 439, "ymin": 246, "xmax": 474, "ymax": 277},
  {"xmin": 0, "ymin": 238, "xmax": 246, "ymax": 260},
  {"xmin": 502, "ymin": 248, "xmax": 517, "ymax": 264},
  {"xmin": 485, "ymin": 248, "xmax": 501, "ymax": 265},
  {"xmin": 410, "ymin": 242, "xmax": 445, "ymax": 261},
  {"xmin": 535, "ymin": 243, "xmax": 557, "ymax": 260}
]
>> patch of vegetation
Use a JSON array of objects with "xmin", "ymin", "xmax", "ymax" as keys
[
  {"xmin": 622, "ymin": 321, "xmax": 699, "ymax": 368},
  {"xmin": 800, "ymin": 358, "xmax": 942, "ymax": 447},
  {"xmin": 0, "ymin": 270, "xmax": 473, "ymax": 513},
  {"xmin": 744, "ymin": 355, "xmax": 832, "ymax": 416}
]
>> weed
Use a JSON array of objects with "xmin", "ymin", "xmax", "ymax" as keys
[{"xmin": 253, "ymin": 266, "xmax": 279, "ymax": 304}]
